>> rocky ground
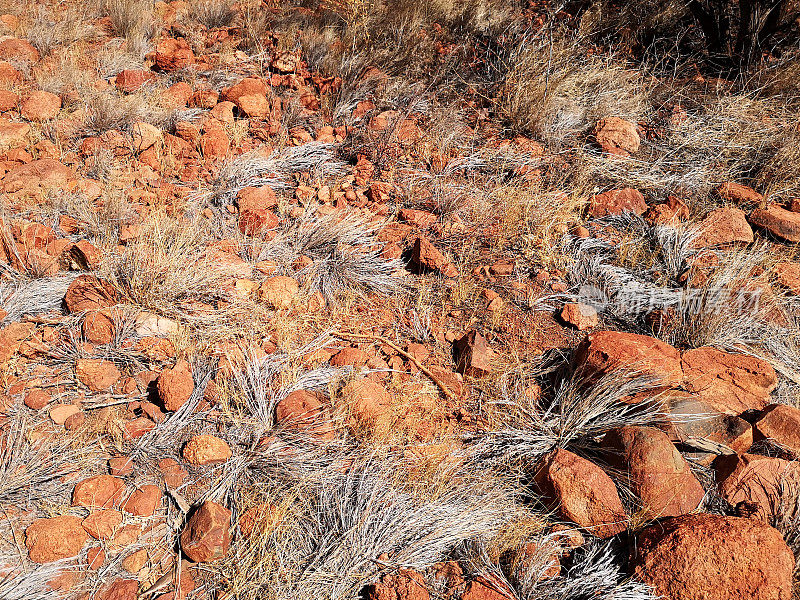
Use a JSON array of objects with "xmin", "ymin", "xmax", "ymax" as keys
[{"xmin": 0, "ymin": 1, "xmax": 799, "ymax": 599}]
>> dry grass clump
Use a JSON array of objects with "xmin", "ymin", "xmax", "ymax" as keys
[
  {"xmin": 102, "ymin": 0, "xmax": 155, "ymax": 46},
  {"xmin": 103, "ymin": 215, "xmax": 233, "ymax": 322},
  {"xmin": 472, "ymin": 368, "xmax": 668, "ymax": 469},
  {"xmin": 211, "ymin": 143, "xmax": 348, "ymax": 205},
  {"xmin": 83, "ymin": 89, "xmax": 196, "ymax": 134},
  {"xmin": 256, "ymin": 214, "xmax": 405, "ymax": 302},
  {"xmin": 555, "ymin": 215, "xmax": 800, "ymax": 402},
  {"xmin": 214, "ymin": 451, "xmax": 516, "ymax": 600},
  {"xmin": 83, "ymin": 91, "xmax": 158, "ymax": 134},
  {"xmin": 189, "ymin": 0, "xmax": 237, "ymax": 29},
  {"xmin": 273, "ymin": 0, "xmax": 521, "ymax": 97},
  {"xmin": 0, "ymin": 413, "xmax": 93, "ymax": 508},
  {"xmin": 0, "ymin": 273, "xmax": 79, "ymax": 324},
  {"xmin": 557, "ymin": 215, "xmax": 699, "ymax": 322},
  {"xmin": 34, "ymin": 51, "xmax": 95, "ymax": 96},
  {"xmin": 499, "ymin": 29, "xmax": 649, "ymax": 145},
  {"xmin": 0, "ymin": 558, "xmax": 73, "ymax": 600},
  {"xmin": 580, "ymin": 88, "xmax": 800, "ymax": 202},
  {"xmin": 25, "ymin": 4, "xmax": 99, "ymax": 56}
]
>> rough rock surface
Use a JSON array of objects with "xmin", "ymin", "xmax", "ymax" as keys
[
  {"xmin": 574, "ymin": 331, "xmax": 683, "ymax": 387},
  {"xmin": 681, "ymin": 347, "xmax": 777, "ymax": 414},
  {"xmin": 180, "ymin": 500, "xmax": 232, "ymax": 562},
  {"xmin": 631, "ymin": 514, "xmax": 793, "ymax": 600},
  {"xmin": 534, "ymin": 449, "xmax": 626, "ymax": 538},
  {"xmin": 602, "ymin": 426, "xmax": 704, "ymax": 518},
  {"xmin": 26, "ymin": 516, "xmax": 88, "ymax": 562}
]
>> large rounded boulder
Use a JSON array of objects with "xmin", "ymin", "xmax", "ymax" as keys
[{"xmin": 631, "ymin": 514, "xmax": 793, "ymax": 600}]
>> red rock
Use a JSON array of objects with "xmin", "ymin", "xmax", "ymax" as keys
[
  {"xmin": 82, "ymin": 309, "xmax": 115, "ymax": 344},
  {"xmin": 201, "ymin": 127, "xmax": 230, "ymax": 158},
  {"xmin": 20, "ymin": 90, "xmax": 61, "ymax": 121},
  {"xmin": 76, "ymin": 358, "xmax": 122, "ymax": 391},
  {"xmin": 157, "ymin": 359, "xmax": 194, "ymax": 411},
  {"xmin": 237, "ymin": 503, "xmax": 276, "ymax": 537},
  {"xmin": 123, "ymin": 416, "xmax": 155, "ymax": 440},
  {"xmin": 222, "ymin": 77, "xmax": 270, "ymax": 118},
  {"xmin": 587, "ymin": 188, "xmax": 647, "ymax": 217},
  {"xmin": 602, "ymin": 426, "xmax": 704, "ymax": 518},
  {"xmin": 64, "ymin": 274, "xmax": 117, "ymax": 312},
  {"xmin": 749, "ymin": 204, "xmax": 800, "ymax": 242},
  {"xmin": 631, "ymin": 514, "xmax": 793, "ymax": 600},
  {"xmin": 69, "ymin": 239, "xmax": 102, "ymax": 270},
  {"xmin": 50, "ymin": 403, "xmax": 80, "ymax": 425},
  {"xmin": 159, "ymin": 458, "xmax": 188, "ymax": 488},
  {"xmin": 26, "ymin": 515, "xmax": 87, "ymax": 563},
  {"xmin": 454, "ymin": 330, "xmax": 493, "ymax": 378},
  {"xmin": 405, "ymin": 342, "xmax": 430, "ymax": 363},
  {"xmin": 715, "ymin": 453, "xmax": 800, "ymax": 520},
  {"xmin": 182, "ymin": 434, "xmax": 232, "ymax": 465},
  {"xmin": 412, "ymin": 237, "xmax": 457, "ymax": 277},
  {"xmin": 342, "ymin": 378, "xmax": 393, "ymax": 436},
  {"xmin": 774, "ymin": 261, "xmax": 800, "ymax": 295},
  {"xmin": 259, "ymin": 275, "xmax": 300, "ymax": 309},
  {"xmin": 180, "ymin": 500, "xmax": 231, "ymax": 562},
  {"xmin": 0, "ymin": 90, "xmax": 17, "ymax": 112},
  {"xmin": 329, "ymin": 346, "xmax": 368, "ymax": 367},
  {"xmin": 366, "ymin": 569, "xmax": 430, "ymax": 600},
  {"xmin": 275, "ymin": 389, "xmax": 335, "ymax": 439},
  {"xmin": 574, "ymin": 331, "xmax": 683, "ymax": 388},
  {"xmin": 108, "ymin": 456, "xmax": 134, "ymax": 476},
  {"xmin": 692, "ymin": 207, "xmax": 754, "ymax": 247},
  {"xmin": 665, "ymin": 395, "xmax": 752, "ymax": 461},
  {"xmin": 210, "ymin": 100, "xmax": 235, "ymax": 123},
  {"xmin": 96, "ymin": 578, "xmax": 138, "ymax": 600},
  {"xmin": 534, "ymin": 449, "xmax": 626, "ymax": 538},
  {"xmin": 73, "ymin": 475, "xmax": 125, "ymax": 508},
  {"xmin": 24, "ymin": 387, "xmax": 50, "ymax": 410},
  {"xmin": 3, "ymin": 158, "xmax": 74, "ymax": 195},
  {"xmin": 0, "ymin": 119, "xmax": 29, "ymax": 148},
  {"xmin": 82, "ymin": 510, "xmax": 123, "ymax": 540},
  {"xmin": 238, "ymin": 207, "xmax": 278, "ymax": 235},
  {"xmin": 398, "ymin": 208, "xmax": 437, "ymax": 229},
  {"xmin": 0, "ymin": 38, "xmax": 39, "ymax": 62},
  {"xmin": 559, "ymin": 302, "xmax": 598, "ymax": 330},
  {"xmin": 715, "ymin": 181, "xmax": 763, "ymax": 204},
  {"xmin": 154, "ymin": 38, "xmax": 194, "ymax": 71},
  {"xmin": 87, "ymin": 546, "xmax": 105, "ymax": 569},
  {"xmin": 681, "ymin": 347, "xmax": 777, "ymax": 414},
  {"xmin": 593, "ymin": 117, "xmax": 640, "ymax": 156},
  {"xmin": 461, "ymin": 576, "xmax": 515, "ymax": 600},
  {"xmin": 0, "ymin": 321, "xmax": 34, "ymax": 363},
  {"xmin": 131, "ymin": 121, "xmax": 162, "ymax": 152},
  {"xmin": 754, "ymin": 404, "xmax": 800, "ymax": 457},
  {"xmin": 501, "ymin": 540, "xmax": 561, "ymax": 583},
  {"xmin": 115, "ymin": 69, "xmax": 155, "ymax": 93},
  {"xmin": 122, "ymin": 485, "xmax": 162, "ymax": 517},
  {"xmin": 190, "ymin": 89, "xmax": 219, "ymax": 108},
  {"xmin": 164, "ymin": 81, "xmax": 193, "ymax": 107},
  {"xmin": 237, "ymin": 186, "xmax": 278, "ymax": 211}
]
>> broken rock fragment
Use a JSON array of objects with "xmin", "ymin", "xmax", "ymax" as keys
[
  {"xmin": 454, "ymin": 330, "xmax": 493, "ymax": 378},
  {"xmin": 180, "ymin": 500, "xmax": 231, "ymax": 562}
]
